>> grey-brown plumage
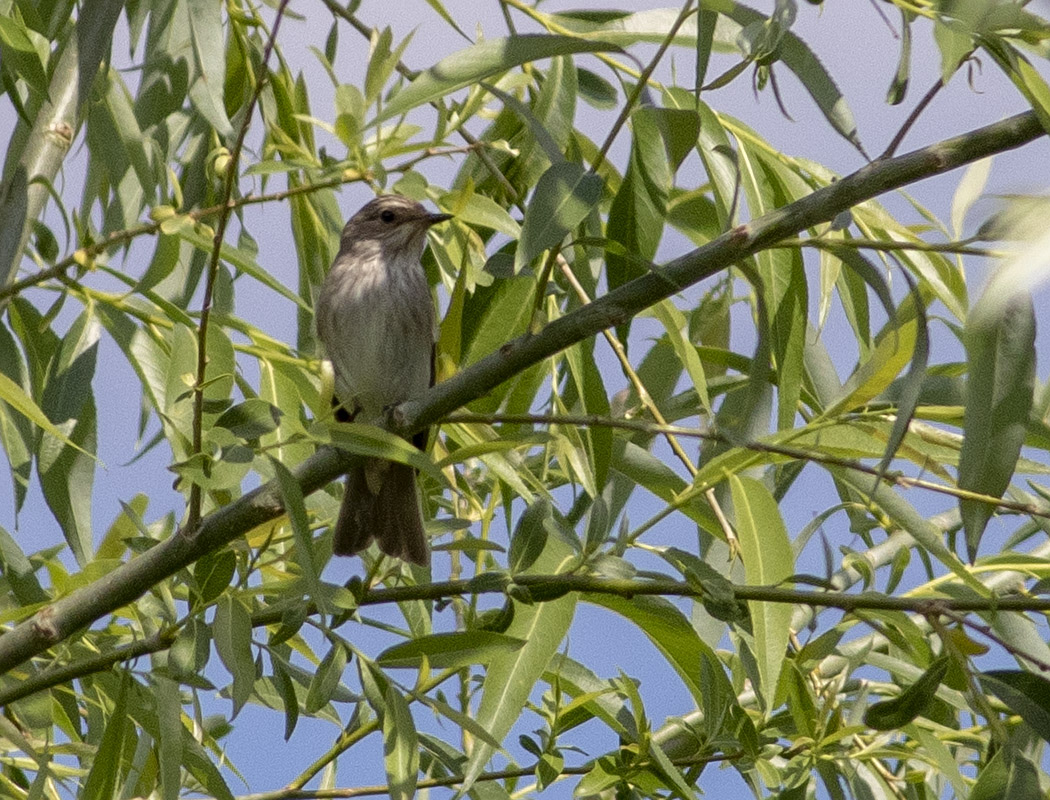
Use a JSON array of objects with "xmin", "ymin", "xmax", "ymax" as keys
[{"xmin": 315, "ymin": 195, "xmax": 450, "ymax": 566}]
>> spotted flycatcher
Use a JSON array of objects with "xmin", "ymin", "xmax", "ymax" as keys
[{"xmin": 315, "ymin": 195, "xmax": 450, "ymax": 566}]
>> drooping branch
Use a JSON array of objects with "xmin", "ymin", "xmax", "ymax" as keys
[{"xmin": 0, "ymin": 110, "xmax": 1042, "ymax": 678}]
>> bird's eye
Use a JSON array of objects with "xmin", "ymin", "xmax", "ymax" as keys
[{"xmin": 380, "ymin": 209, "xmax": 397, "ymax": 223}]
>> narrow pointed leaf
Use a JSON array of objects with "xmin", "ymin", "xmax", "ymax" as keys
[
  {"xmin": 373, "ymin": 35, "xmax": 620, "ymax": 124},
  {"xmin": 729, "ymin": 475, "xmax": 794, "ymax": 705},
  {"xmin": 515, "ymin": 162, "xmax": 602, "ymax": 272},
  {"xmin": 959, "ymin": 291, "xmax": 1035, "ymax": 560}
]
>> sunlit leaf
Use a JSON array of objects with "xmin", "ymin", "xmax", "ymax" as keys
[
  {"xmin": 729, "ymin": 475, "xmax": 794, "ymax": 706},
  {"xmin": 373, "ymin": 35, "xmax": 620, "ymax": 124}
]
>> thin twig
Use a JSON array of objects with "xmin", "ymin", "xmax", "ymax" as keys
[
  {"xmin": 247, "ymin": 753, "xmax": 739, "ymax": 800},
  {"xmin": 0, "ymin": 630, "xmax": 177, "ymax": 707},
  {"xmin": 590, "ymin": 1, "xmax": 697, "ymax": 174},
  {"xmin": 0, "ymin": 175, "xmax": 372, "ymax": 302},
  {"xmin": 555, "ymin": 256, "xmax": 736, "ymax": 544},
  {"xmin": 880, "ymin": 79, "xmax": 945, "ymax": 160},
  {"xmin": 781, "ymin": 236, "xmax": 1006, "ymax": 258},
  {"xmin": 187, "ymin": 0, "xmax": 292, "ymax": 529},
  {"xmin": 443, "ymin": 410, "xmax": 1050, "ymax": 521}
]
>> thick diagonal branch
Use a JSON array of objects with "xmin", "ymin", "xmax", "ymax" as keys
[{"xmin": 0, "ymin": 110, "xmax": 1042, "ymax": 677}]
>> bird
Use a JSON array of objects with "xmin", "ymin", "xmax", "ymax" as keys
[{"xmin": 314, "ymin": 194, "xmax": 451, "ymax": 566}]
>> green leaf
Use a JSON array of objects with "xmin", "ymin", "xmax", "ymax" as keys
[
  {"xmin": 372, "ymin": 35, "xmax": 620, "ymax": 124},
  {"xmin": 695, "ymin": 9, "xmax": 717, "ymax": 90},
  {"xmin": 562, "ymin": 338, "xmax": 612, "ymax": 493},
  {"xmin": 761, "ymin": 11, "xmax": 861, "ymax": 151},
  {"xmin": 586, "ymin": 593, "xmax": 723, "ymax": 708},
  {"xmin": 877, "ymin": 282, "xmax": 929, "ymax": 477},
  {"xmin": 82, "ymin": 672, "xmax": 129, "ymax": 800},
  {"xmin": 577, "ymin": 66, "xmax": 618, "ymax": 109},
  {"xmin": 422, "ymin": 0, "xmax": 471, "ymax": 42},
  {"xmin": 306, "ymin": 640, "xmax": 349, "ymax": 715},
  {"xmin": 737, "ymin": 139, "xmax": 808, "ymax": 431},
  {"xmin": 271, "ymin": 457, "xmax": 322, "ymax": 606},
  {"xmin": 441, "ymin": 189, "xmax": 521, "ymax": 239},
  {"xmin": 0, "ymin": 524, "xmax": 47, "ymax": 605},
  {"xmin": 958, "ymin": 290, "xmax": 1035, "ymax": 560},
  {"xmin": 824, "ymin": 297, "xmax": 920, "ymax": 419},
  {"xmin": 39, "ymin": 398, "xmax": 97, "ymax": 568},
  {"xmin": 458, "ymin": 524, "xmax": 577, "ymax": 795},
  {"xmin": 381, "ymin": 681, "xmax": 419, "ymax": 800},
  {"xmin": 969, "ymin": 745, "xmax": 1042, "ymax": 800},
  {"xmin": 270, "ymin": 656, "xmax": 300, "ymax": 740},
  {"xmin": 214, "ymin": 595, "xmax": 255, "ymax": 715},
  {"xmin": 729, "ymin": 476, "xmax": 794, "ymax": 707},
  {"xmin": 186, "ymin": 0, "xmax": 231, "ymax": 135},
  {"xmin": 154, "ymin": 674, "xmax": 183, "ymax": 800},
  {"xmin": 0, "ymin": 14, "xmax": 48, "ymax": 98},
  {"xmin": 515, "ymin": 162, "xmax": 602, "ymax": 272},
  {"xmin": 326, "ymin": 422, "xmax": 447, "ymax": 486},
  {"xmin": 647, "ymin": 736, "xmax": 696, "ymax": 800},
  {"xmin": 77, "ymin": 0, "xmax": 126, "ymax": 104},
  {"xmin": 555, "ymin": 7, "xmax": 861, "ymax": 150},
  {"xmin": 357, "ymin": 659, "xmax": 419, "ymax": 800},
  {"xmin": 863, "ymin": 655, "xmax": 950, "ymax": 730},
  {"xmin": 606, "ymin": 108, "xmax": 670, "ymax": 296},
  {"xmin": 509, "ymin": 498, "xmax": 553, "ymax": 574},
  {"xmin": 0, "ymin": 321, "xmax": 33, "ymax": 514},
  {"xmin": 535, "ymin": 750, "xmax": 563, "ymax": 791},
  {"xmin": 215, "ymin": 399, "xmax": 281, "ymax": 440},
  {"xmin": 175, "ymin": 224, "xmax": 310, "ymax": 310},
  {"xmin": 886, "ymin": 9, "xmax": 911, "ymax": 105},
  {"xmin": 181, "ymin": 728, "xmax": 236, "ymax": 800},
  {"xmin": 951, "ymin": 157, "xmax": 993, "ymax": 237},
  {"xmin": 193, "ymin": 549, "xmax": 236, "ymax": 607},
  {"xmin": 934, "ymin": 19, "xmax": 975, "ymax": 81},
  {"xmin": 377, "ymin": 631, "xmax": 526, "ymax": 669},
  {"xmin": 0, "ymin": 358, "xmax": 90, "ymax": 459},
  {"xmin": 980, "ymin": 670, "xmax": 1050, "ymax": 744},
  {"xmin": 648, "ymin": 300, "xmax": 710, "ymax": 412},
  {"xmin": 983, "ymin": 38, "xmax": 1050, "ymax": 136}
]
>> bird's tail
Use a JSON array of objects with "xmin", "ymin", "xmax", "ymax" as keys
[{"xmin": 332, "ymin": 459, "xmax": 429, "ymax": 566}]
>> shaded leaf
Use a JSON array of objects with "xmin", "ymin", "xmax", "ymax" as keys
[
  {"xmin": 980, "ymin": 670, "xmax": 1050, "ymax": 744},
  {"xmin": 81, "ymin": 673, "xmax": 129, "ymax": 800},
  {"xmin": 959, "ymin": 291, "xmax": 1035, "ymax": 560},
  {"xmin": 377, "ymin": 631, "xmax": 525, "ymax": 669},
  {"xmin": 970, "ymin": 745, "xmax": 1042, "ymax": 800},
  {"xmin": 214, "ymin": 595, "xmax": 255, "ymax": 715},
  {"xmin": 863, "ymin": 656, "xmax": 950, "ymax": 730}
]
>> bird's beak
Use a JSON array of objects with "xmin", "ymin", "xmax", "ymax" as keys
[{"xmin": 426, "ymin": 212, "xmax": 453, "ymax": 227}]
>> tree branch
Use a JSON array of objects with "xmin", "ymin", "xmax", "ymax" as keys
[
  {"xmin": 0, "ymin": 110, "xmax": 1042, "ymax": 678},
  {"xmin": 396, "ymin": 110, "xmax": 1045, "ymax": 435},
  {"xmin": 444, "ymin": 411, "xmax": 1050, "ymax": 519},
  {"xmin": 241, "ymin": 753, "xmax": 738, "ymax": 800}
]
